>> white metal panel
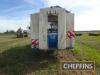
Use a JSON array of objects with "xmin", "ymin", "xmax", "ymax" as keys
[
  {"xmin": 30, "ymin": 6, "xmax": 74, "ymax": 50},
  {"xmin": 66, "ymin": 13, "xmax": 74, "ymax": 31},
  {"xmin": 66, "ymin": 13, "xmax": 74, "ymax": 48},
  {"xmin": 30, "ymin": 13, "xmax": 39, "ymax": 39},
  {"xmin": 58, "ymin": 11, "xmax": 67, "ymax": 49},
  {"xmin": 39, "ymin": 10, "xmax": 48, "ymax": 49}
]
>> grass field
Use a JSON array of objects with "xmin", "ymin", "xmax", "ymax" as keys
[
  {"xmin": 74, "ymin": 34, "xmax": 100, "ymax": 75},
  {"xmin": 0, "ymin": 33, "xmax": 100, "ymax": 75}
]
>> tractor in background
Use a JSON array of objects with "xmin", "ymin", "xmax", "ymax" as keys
[{"xmin": 16, "ymin": 28, "xmax": 28, "ymax": 38}]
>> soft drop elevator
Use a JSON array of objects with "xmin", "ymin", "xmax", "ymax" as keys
[{"xmin": 30, "ymin": 6, "xmax": 74, "ymax": 50}]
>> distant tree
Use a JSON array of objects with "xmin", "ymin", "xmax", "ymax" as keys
[
  {"xmin": 4, "ymin": 30, "xmax": 16, "ymax": 34},
  {"xmin": 0, "ymin": 33, "xmax": 3, "ymax": 35},
  {"xmin": 9, "ymin": 30, "xmax": 15, "ymax": 34},
  {"xmin": 4, "ymin": 30, "xmax": 9, "ymax": 34}
]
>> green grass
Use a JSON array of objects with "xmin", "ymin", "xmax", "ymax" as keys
[
  {"xmin": 74, "ymin": 34, "xmax": 100, "ymax": 74},
  {"xmin": 0, "ymin": 34, "xmax": 59, "ymax": 75},
  {"xmin": 74, "ymin": 34, "xmax": 100, "ymax": 65},
  {"xmin": 0, "ymin": 33, "xmax": 100, "ymax": 75}
]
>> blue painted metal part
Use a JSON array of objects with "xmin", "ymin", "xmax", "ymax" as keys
[{"xmin": 48, "ymin": 33, "xmax": 58, "ymax": 49}]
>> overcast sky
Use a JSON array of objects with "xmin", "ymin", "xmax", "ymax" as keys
[{"xmin": 0, "ymin": 0, "xmax": 100, "ymax": 32}]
